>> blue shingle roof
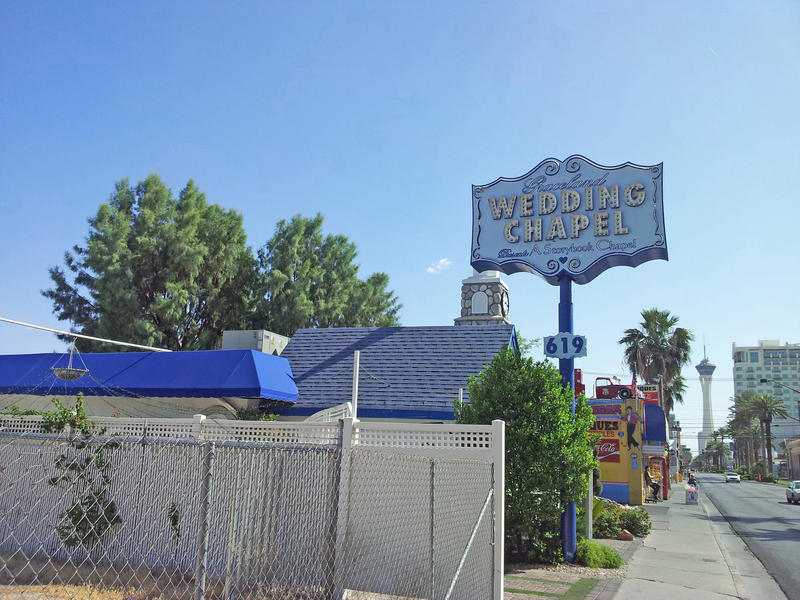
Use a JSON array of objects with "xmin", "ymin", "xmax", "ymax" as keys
[{"xmin": 278, "ymin": 325, "xmax": 516, "ymax": 419}]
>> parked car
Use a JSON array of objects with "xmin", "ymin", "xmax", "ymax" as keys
[
  {"xmin": 724, "ymin": 472, "xmax": 741, "ymax": 483},
  {"xmin": 787, "ymin": 480, "xmax": 800, "ymax": 504}
]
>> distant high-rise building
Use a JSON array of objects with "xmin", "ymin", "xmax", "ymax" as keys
[
  {"xmin": 732, "ymin": 340, "xmax": 800, "ymax": 451},
  {"xmin": 696, "ymin": 353, "xmax": 716, "ymax": 454}
]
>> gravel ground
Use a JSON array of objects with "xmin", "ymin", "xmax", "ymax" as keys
[{"xmin": 506, "ymin": 537, "xmax": 633, "ymax": 581}]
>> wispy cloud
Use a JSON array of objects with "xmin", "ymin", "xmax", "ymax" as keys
[{"xmin": 426, "ymin": 258, "xmax": 452, "ymax": 274}]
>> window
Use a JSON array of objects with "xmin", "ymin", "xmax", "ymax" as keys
[
  {"xmin": 750, "ymin": 351, "xmax": 760, "ymax": 362},
  {"xmin": 470, "ymin": 291, "xmax": 488, "ymax": 315}
]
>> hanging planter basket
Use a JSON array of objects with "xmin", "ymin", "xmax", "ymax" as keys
[
  {"xmin": 51, "ymin": 341, "xmax": 89, "ymax": 381},
  {"xmin": 51, "ymin": 366, "xmax": 89, "ymax": 381}
]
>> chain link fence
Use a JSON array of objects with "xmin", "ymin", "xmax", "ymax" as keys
[{"xmin": 0, "ymin": 419, "xmax": 503, "ymax": 600}]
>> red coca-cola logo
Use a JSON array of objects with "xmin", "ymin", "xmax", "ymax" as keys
[{"xmin": 597, "ymin": 440, "xmax": 620, "ymax": 462}]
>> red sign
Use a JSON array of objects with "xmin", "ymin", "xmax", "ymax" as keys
[{"xmin": 597, "ymin": 439, "xmax": 620, "ymax": 462}]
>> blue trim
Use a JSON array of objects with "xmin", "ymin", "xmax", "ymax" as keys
[
  {"xmin": 274, "ymin": 405, "xmax": 456, "ymax": 420},
  {"xmin": 587, "ymin": 398, "xmax": 625, "ymax": 405},
  {"xmin": 599, "ymin": 483, "xmax": 630, "ymax": 504},
  {"xmin": 558, "ymin": 273, "xmax": 577, "ymax": 563},
  {"xmin": 0, "ymin": 350, "xmax": 298, "ymax": 402},
  {"xmin": 643, "ymin": 404, "xmax": 668, "ymax": 442},
  {"xmin": 509, "ymin": 326, "xmax": 520, "ymax": 354}
]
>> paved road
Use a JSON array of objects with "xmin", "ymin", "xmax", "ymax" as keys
[{"xmin": 697, "ymin": 472, "xmax": 800, "ymax": 599}]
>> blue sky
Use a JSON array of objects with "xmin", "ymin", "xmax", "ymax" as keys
[{"xmin": 2, "ymin": 1, "xmax": 799, "ymax": 452}]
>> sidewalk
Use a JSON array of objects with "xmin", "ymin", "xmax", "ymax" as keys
[{"xmin": 611, "ymin": 488, "xmax": 786, "ymax": 600}]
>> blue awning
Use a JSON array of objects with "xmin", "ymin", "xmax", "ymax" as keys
[
  {"xmin": 642, "ymin": 404, "xmax": 667, "ymax": 442},
  {"xmin": 0, "ymin": 349, "xmax": 298, "ymax": 403}
]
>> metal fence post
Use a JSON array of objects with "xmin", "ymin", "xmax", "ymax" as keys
[
  {"xmin": 333, "ymin": 417, "xmax": 354, "ymax": 599},
  {"xmin": 429, "ymin": 459, "xmax": 435, "ymax": 600},
  {"xmin": 585, "ymin": 470, "xmax": 593, "ymax": 540},
  {"xmin": 195, "ymin": 441, "xmax": 216, "ymax": 600},
  {"xmin": 492, "ymin": 419, "xmax": 505, "ymax": 600},
  {"xmin": 193, "ymin": 414, "xmax": 206, "ymax": 440}
]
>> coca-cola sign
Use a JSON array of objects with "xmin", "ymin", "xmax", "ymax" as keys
[{"xmin": 597, "ymin": 439, "xmax": 620, "ymax": 462}]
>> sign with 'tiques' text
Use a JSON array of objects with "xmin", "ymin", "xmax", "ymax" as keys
[{"xmin": 471, "ymin": 155, "xmax": 667, "ymax": 285}]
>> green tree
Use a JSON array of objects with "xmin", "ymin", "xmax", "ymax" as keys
[
  {"xmin": 455, "ymin": 349, "xmax": 597, "ymax": 564},
  {"xmin": 44, "ymin": 175, "xmax": 255, "ymax": 351},
  {"xmin": 746, "ymin": 393, "xmax": 787, "ymax": 476},
  {"xmin": 727, "ymin": 391, "xmax": 760, "ymax": 470},
  {"xmin": 251, "ymin": 213, "xmax": 401, "ymax": 337},
  {"xmin": 619, "ymin": 308, "xmax": 693, "ymax": 414}
]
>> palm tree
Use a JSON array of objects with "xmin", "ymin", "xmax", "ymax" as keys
[
  {"xmin": 662, "ymin": 375, "xmax": 687, "ymax": 417},
  {"xmin": 727, "ymin": 391, "xmax": 760, "ymax": 470},
  {"xmin": 746, "ymin": 393, "xmax": 788, "ymax": 476},
  {"xmin": 619, "ymin": 308, "xmax": 694, "ymax": 414},
  {"xmin": 707, "ymin": 430, "xmax": 721, "ymax": 470}
]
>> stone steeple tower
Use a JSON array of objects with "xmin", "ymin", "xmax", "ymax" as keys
[
  {"xmin": 696, "ymin": 349, "xmax": 716, "ymax": 453},
  {"xmin": 454, "ymin": 269, "xmax": 512, "ymax": 326}
]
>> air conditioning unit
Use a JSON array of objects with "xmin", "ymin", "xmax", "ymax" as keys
[{"xmin": 222, "ymin": 330, "xmax": 289, "ymax": 355}]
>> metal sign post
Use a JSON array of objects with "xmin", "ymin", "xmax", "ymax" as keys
[
  {"xmin": 557, "ymin": 274, "xmax": 577, "ymax": 562},
  {"xmin": 470, "ymin": 155, "xmax": 667, "ymax": 566}
]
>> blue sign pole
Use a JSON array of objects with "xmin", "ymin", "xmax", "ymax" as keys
[{"xmin": 558, "ymin": 273, "xmax": 577, "ymax": 563}]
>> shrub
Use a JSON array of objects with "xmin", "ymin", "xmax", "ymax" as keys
[
  {"xmin": 763, "ymin": 473, "xmax": 778, "ymax": 483},
  {"xmin": 234, "ymin": 408, "xmax": 277, "ymax": 421},
  {"xmin": 575, "ymin": 539, "xmax": 623, "ymax": 568},
  {"xmin": 619, "ymin": 507, "xmax": 652, "ymax": 537},
  {"xmin": 456, "ymin": 349, "xmax": 597, "ymax": 564},
  {"xmin": 593, "ymin": 510, "xmax": 621, "ymax": 539}
]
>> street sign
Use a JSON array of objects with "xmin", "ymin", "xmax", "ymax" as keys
[{"xmin": 544, "ymin": 333, "xmax": 587, "ymax": 359}]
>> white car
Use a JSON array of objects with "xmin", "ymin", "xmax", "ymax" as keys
[
  {"xmin": 787, "ymin": 481, "xmax": 800, "ymax": 504},
  {"xmin": 724, "ymin": 472, "xmax": 741, "ymax": 483}
]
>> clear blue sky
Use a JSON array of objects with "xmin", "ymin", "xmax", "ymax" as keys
[{"xmin": 2, "ymin": 1, "xmax": 799, "ymax": 452}]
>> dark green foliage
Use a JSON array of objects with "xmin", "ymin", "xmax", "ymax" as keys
[
  {"xmin": 593, "ymin": 502, "xmax": 652, "ymax": 539},
  {"xmin": 619, "ymin": 507, "xmax": 652, "ymax": 537},
  {"xmin": 234, "ymin": 408, "xmax": 277, "ymax": 421},
  {"xmin": 619, "ymin": 308, "xmax": 693, "ymax": 415},
  {"xmin": 575, "ymin": 539, "xmax": 623, "ymax": 568},
  {"xmin": 593, "ymin": 466, "xmax": 603, "ymax": 496},
  {"xmin": 0, "ymin": 405, "xmax": 40, "ymax": 416},
  {"xmin": 52, "ymin": 484, "xmax": 122, "ymax": 549},
  {"xmin": 40, "ymin": 394, "xmax": 122, "ymax": 550},
  {"xmin": 251, "ymin": 213, "xmax": 401, "ymax": 337},
  {"xmin": 592, "ymin": 509, "xmax": 622, "ymax": 539},
  {"xmin": 455, "ymin": 349, "xmax": 597, "ymax": 564},
  {"xmin": 46, "ymin": 187, "xmax": 402, "ymax": 347},
  {"xmin": 44, "ymin": 175, "xmax": 256, "ymax": 351},
  {"xmin": 168, "ymin": 502, "xmax": 181, "ymax": 542},
  {"xmin": 39, "ymin": 395, "xmax": 92, "ymax": 435}
]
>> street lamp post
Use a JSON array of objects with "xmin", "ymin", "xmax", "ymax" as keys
[
  {"xmin": 759, "ymin": 378, "xmax": 800, "ymax": 395},
  {"xmin": 758, "ymin": 378, "xmax": 800, "ymax": 424}
]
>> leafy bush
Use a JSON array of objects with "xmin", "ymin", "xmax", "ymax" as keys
[
  {"xmin": 619, "ymin": 507, "xmax": 652, "ymax": 537},
  {"xmin": 763, "ymin": 473, "xmax": 778, "ymax": 483},
  {"xmin": 575, "ymin": 538, "xmax": 623, "ymax": 568},
  {"xmin": 747, "ymin": 461, "xmax": 766, "ymax": 479},
  {"xmin": 234, "ymin": 408, "xmax": 277, "ymax": 421},
  {"xmin": 593, "ymin": 510, "xmax": 621, "ymax": 539},
  {"xmin": 456, "ymin": 349, "xmax": 597, "ymax": 564}
]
